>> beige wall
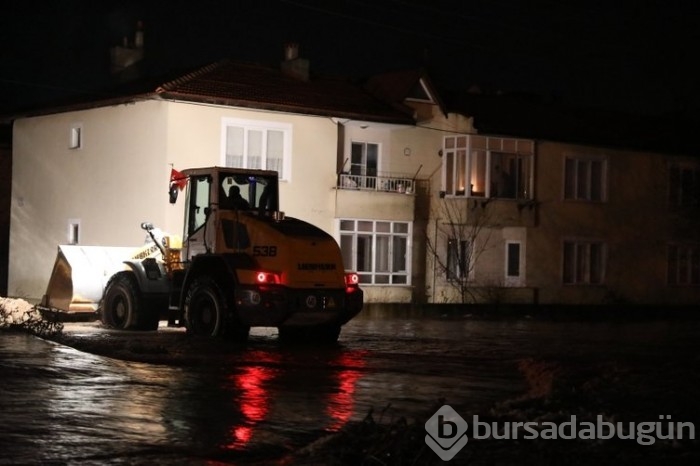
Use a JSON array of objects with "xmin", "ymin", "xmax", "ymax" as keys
[
  {"xmin": 331, "ymin": 112, "xmax": 476, "ymax": 304},
  {"xmin": 10, "ymin": 100, "xmax": 169, "ymax": 299},
  {"xmin": 338, "ymin": 123, "xmax": 444, "ymax": 303},
  {"xmin": 529, "ymin": 141, "xmax": 679, "ymax": 305},
  {"xmin": 164, "ymin": 102, "xmax": 339, "ymax": 235},
  {"xmin": 422, "ymin": 128, "xmax": 700, "ymax": 306}
]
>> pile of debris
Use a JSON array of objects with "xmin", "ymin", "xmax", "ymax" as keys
[{"xmin": 0, "ymin": 297, "xmax": 63, "ymax": 337}]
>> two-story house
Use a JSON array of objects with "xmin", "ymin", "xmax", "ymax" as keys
[
  {"xmin": 6, "ymin": 55, "xmax": 418, "ymax": 302},
  {"xmin": 413, "ymin": 92, "xmax": 700, "ymax": 306}
]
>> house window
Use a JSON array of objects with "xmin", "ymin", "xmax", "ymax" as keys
[
  {"xmin": 668, "ymin": 164, "xmax": 700, "ymax": 208},
  {"xmin": 339, "ymin": 219, "xmax": 411, "ymax": 285},
  {"xmin": 223, "ymin": 118, "xmax": 291, "ymax": 180},
  {"xmin": 446, "ymin": 238, "xmax": 469, "ymax": 280},
  {"xmin": 564, "ymin": 157, "xmax": 607, "ymax": 201},
  {"xmin": 506, "ymin": 242, "xmax": 521, "ymax": 277},
  {"xmin": 443, "ymin": 136, "xmax": 468, "ymax": 195},
  {"xmin": 563, "ymin": 240, "xmax": 606, "ymax": 284},
  {"xmin": 67, "ymin": 219, "xmax": 80, "ymax": 244},
  {"xmin": 668, "ymin": 244, "xmax": 700, "ymax": 285},
  {"xmin": 442, "ymin": 136, "xmax": 533, "ymax": 199},
  {"xmin": 69, "ymin": 124, "xmax": 82, "ymax": 150},
  {"xmin": 504, "ymin": 241, "xmax": 525, "ymax": 286}
]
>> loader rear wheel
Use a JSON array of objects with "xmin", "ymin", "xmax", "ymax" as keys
[
  {"xmin": 184, "ymin": 278, "xmax": 225, "ymax": 337},
  {"xmin": 101, "ymin": 274, "xmax": 159, "ymax": 331},
  {"xmin": 185, "ymin": 277, "xmax": 249, "ymax": 341}
]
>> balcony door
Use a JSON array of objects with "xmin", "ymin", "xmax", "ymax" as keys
[{"xmin": 351, "ymin": 142, "xmax": 378, "ymax": 188}]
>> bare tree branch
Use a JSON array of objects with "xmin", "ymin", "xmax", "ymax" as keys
[{"xmin": 426, "ymin": 198, "xmax": 495, "ymax": 303}]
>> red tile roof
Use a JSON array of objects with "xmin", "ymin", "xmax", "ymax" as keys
[{"xmin": 156, "ymin": 60, "xmax": 414, "ymax": 124}]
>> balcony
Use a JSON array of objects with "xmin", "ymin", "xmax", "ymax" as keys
[
  {"xmin": 338, "ymin": 172, "xmax": 416, "ymax": 194},
  {"xmin": 336, "ymin": 173, "xmax": 427, "ymax": 220}
]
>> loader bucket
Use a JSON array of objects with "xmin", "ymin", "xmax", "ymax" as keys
[{"xmin": 41, "ymin": 245, "xmax": 136, "ymax": 313}]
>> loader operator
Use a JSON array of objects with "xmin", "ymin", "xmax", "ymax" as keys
[{"xmin": 227, "ymin": 185, "xmax": 250, "ymax": 210}]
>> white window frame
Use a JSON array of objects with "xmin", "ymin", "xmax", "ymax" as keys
[
  {"xmin": 350, "ymin": 141, "xmax": 379, "ymax": 177},
  {"xmin": 505, "ymin": 240, "xmax": 524, "ymax": 287},
  {"xmin": 441, "ymin": 135, "xmax": 534, "ymax": 199},
  {"xmin": 562, "ymin": 239, "xmax": 606, "ymax": 285},
  {"xmin": 563, "ymin": 155, "xmax": 607, "ymax": 202},
  {"xmin": 69, "ymin": 123, "xmax": 83, "ymax": 150},
  {"xmin": 339, "ymin": 219, "xmax": 412, "ymax": 286},
  {"xmin": 221, "ymin": 118, "xmax": 292, "ymax": 181}
]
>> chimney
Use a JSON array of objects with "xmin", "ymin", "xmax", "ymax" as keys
[
  {"xmin": 280, "ymin": 43, "xmax": 309, "ymax": 81},
  {"xmin": 110, "ymin": 20, "xmax": 145, "ymax": 80},
  {"xmin": 284, "ymin": 43, "xmax": 299, "ymax": 61},
  {"xmin": 134, "ymin": 20, "xmax": 144, "ymax": 49}
]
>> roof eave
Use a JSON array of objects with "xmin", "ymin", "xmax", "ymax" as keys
[
  {"xmin": 157, "ymin": 92, "xmax": 415, "ymax": 126},
  {"xmin": 1, "ymin": 93, "xmax": 156, "ymax": 122}
]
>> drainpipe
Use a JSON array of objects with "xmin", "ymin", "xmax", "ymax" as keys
[{"xmin": 431, "ymin": 217, "xmax": 439, "ymax": 304}]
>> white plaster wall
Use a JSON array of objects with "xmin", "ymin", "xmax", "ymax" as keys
[
  {"xmin": 10, "ymin": 100, "xmax": 169, "ymax": 299},
  {"xmin": 362, "ymin": 286, "xmax": 413, "ymax": 303},
  {"xmin": 164, "ymin": 103, "xmax": 339, "ymax": 236}
]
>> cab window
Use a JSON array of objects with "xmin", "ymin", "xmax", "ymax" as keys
[{"xmin": 186, "ymin": 176, "xmax": 212, "ymax": 236}]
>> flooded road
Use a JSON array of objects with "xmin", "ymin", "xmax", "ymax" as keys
[{"xmin": 1, "ymin": 312, "xmax": 699, "ymax": 464}]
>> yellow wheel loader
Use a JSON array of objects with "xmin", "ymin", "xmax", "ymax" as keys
[{"xmin": 41, "ymin": 167, "xmax": 363, "ymax": 343}]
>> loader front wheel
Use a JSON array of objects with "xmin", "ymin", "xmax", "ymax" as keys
[{"xmin": 102, "ymin": 274, "xmax": 141, "ymax": 330}]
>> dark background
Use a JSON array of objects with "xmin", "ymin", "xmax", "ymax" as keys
[{"xmin": 1, "ymin": 0, "xmax": 699, "ymax": 117}]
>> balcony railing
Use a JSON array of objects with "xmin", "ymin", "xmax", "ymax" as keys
[{"xmin": 338, "ymin": 172, "xmax": 416, "ymax": 194}]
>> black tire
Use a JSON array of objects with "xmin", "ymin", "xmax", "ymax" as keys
[
  {"xmin": 101, "ymin": 274, "xmax": 159, "ymax": 331},
  {"xmin": 184, "ymin": 277, "xmax": 249, "ymax": 341},
  {"xmin": 278, "ymin": 324, "xmax": 341, "ymax": 345}
]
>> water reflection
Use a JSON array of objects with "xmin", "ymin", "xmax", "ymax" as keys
[
  {"xmin": 226, "ymin": 365, "xmax": 277, "ymax": 450},
  {"xmin": 44, "ymin": 343, "xmax": 184, "ymax": 461},
  {"xmin": 6, "ymin": 314, "xmax": 697, "ymax": 464},
  {"xmin": 0, "ymin": 334, "xmax": 370, "ymax": 463},
  {"xmin": 218, "ymin": 348, "xmax": 368, "ymax": 451}
]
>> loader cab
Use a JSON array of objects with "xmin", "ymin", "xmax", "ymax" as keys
[{"xmin": 181, "ymin": 167, "xmax": 280, "ymax": 259}]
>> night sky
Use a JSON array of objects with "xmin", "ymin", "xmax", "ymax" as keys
[{"xmin": 1, "ymin": 0, "xmax": 698, "ymax": 117}]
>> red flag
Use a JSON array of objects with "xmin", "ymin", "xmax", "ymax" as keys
[{"xmin": 170, "ymin": 168, "xmax": 187, "ymax": 191}]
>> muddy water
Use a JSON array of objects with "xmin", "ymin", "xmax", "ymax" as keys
[{"xmin": 1, "ymin": 314, "xmax": 699, "ymax": 464}]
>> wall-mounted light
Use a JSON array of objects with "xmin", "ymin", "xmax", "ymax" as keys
[
  {"xmin": 403, "ymin": 147, "xmax": 411, "ymax": 156},
  {"xmin": 438, "ymin": 149, "xmax": 443, "ymax": 157}
]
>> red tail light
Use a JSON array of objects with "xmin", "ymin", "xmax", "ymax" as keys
[
  {"xmin": 345, "ymin": 272, "xmax": 359, "ymax": 290},
  {"xmin": 256, "ymin": 271, "xmax": 281, "ymax": 284}
]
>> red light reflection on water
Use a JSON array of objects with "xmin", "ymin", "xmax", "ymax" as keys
[
  {"xmin": 223, "ymin": 350, "xmax": 367, "ymax": 450},
  {"xmin": 325, "ymin": 352, "xmax": 366, "ymax": 431},
  {"xmin": 225, "ymin": 365, "xmax": 276, "ymax": 450}
]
